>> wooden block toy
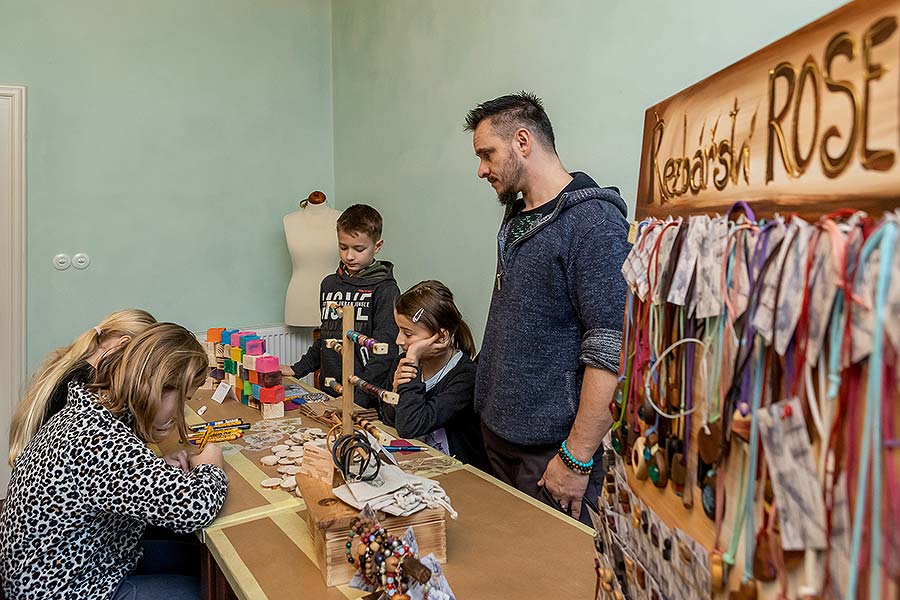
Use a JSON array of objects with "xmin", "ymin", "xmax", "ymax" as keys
[
  {"xmin": 251, "ymin": 384, "xmax": 261, "ymax": 399},
  {"xmin": 221, "ymin": 329, "xmax": 238, "ymax": 344},
  {"xmin": 255, "ymin": 355, "xmax": 279, "ymax": 374},
  {"xmin": 229, "ymin": 331, "xmax": 254, "ymax": 346},
  {"xmin": 239, "ymin": 366, "xmax": 248, "ymax": 380},
  {"xmin": 242, "ymin": 353, "xmax": 259, "ymax": 371},
  {"xmin": 260, "ymin": 371, "xmax": 283, "ymax": 387},
  {"xmin": 235, "ymin": 376, "xmax": 244, "ymax": 396},
  {"xmin": 230, "ymin": 346, "xmax": 244, "ymax": 363},
  {"xmin": 238, "ymin": 334, "xmax": 260, "ymax": 351},
  {"xmin": 260, "ymin": 385, "xmax": 285, "ymax": 404},
  {"xmin": 203, "ymin": 341, "xmax": 216, "ymax": 355},
  {"xmin": 243, "ymin": 380, "xmax": 252, "ymax": 398},
  {"xmin": 210, "ymin": 368, "xmax": 225, "ymax": 381},
  {"xmin": 225, "ymin": 372, "xmax": 236, "ymax": 386},
  {"xmin": 249, "ymin": 370, "xmax": 260, "ymax": 385},
  {"xmin": 262, "ymin": 401, "xmax": 284, "ymax": 420},
  {"xmin": 207, "ymin": 354, "xmax": 217, "ymax": 368},
  {"xmin": 249, "ymin": 398, "xmax": 260, "ymax": 410},
  {"xmin": 214, "ymin": 343, "xmax": 225, "ymax": 358},
  {"xmin": 223, "ymin": 359, "xmax": 235, "ymax": 375},
  {"xmin": 246, "ymin": 339, "xmax": 267, "ymax": 356},
  {"xmin": 206, "ymin": 328, "xmax": 226, "ymax": 343}
]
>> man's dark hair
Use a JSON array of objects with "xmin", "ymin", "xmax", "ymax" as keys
[
  {"xmin": 464, "ymin": 91, "xmax": 557, "ymax": 153},
  {"xmin": 337, "ymin": 204, "xmax": 383, "ymax": 241}
]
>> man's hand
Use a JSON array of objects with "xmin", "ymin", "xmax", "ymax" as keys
[
  {"xmin": 538, "ymin": 454, "xmax": 590, "ymax": 520},
  {"xmin": 280, "ymin": 365, "xmax": 295, "ymax": 377}
]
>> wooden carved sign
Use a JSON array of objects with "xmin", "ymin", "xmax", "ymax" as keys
[{"xmin": 636, "ymin": 0, "xmax": 900, "ymax": 220}]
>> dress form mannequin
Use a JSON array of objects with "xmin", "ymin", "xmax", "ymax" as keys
[{"xmin": 284, "ymin": 191, "xmax": 341, "ymax": 326}]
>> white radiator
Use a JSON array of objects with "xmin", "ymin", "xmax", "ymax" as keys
[{"xmin": 194, "ymin": 325, "xmax": 315, "ymax": 367}]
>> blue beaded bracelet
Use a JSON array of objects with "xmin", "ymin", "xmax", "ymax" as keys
[{"xmin": 561, "ymin": 440, "xmax": 594, "ymax": 469}]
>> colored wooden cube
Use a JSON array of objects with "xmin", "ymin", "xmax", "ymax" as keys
[
  {"xmin": 230, "ymin": 347, "xmax": 244, "ymax": 363},
  {"xmin": 230, "ymin": 331, "xmax": 254, "ymax": 346},
  {"xmin": 249, "ymin": 370, "xmax": 259, "ymax": 385},
  {"xmin": 239, "ymin": 334, "xmax": 260, "ymax": 351},
  {"xmin": 246, "ymin": 339, "xmax": 267, "ymax": 356},
  {"xmin": 251, "ymin": 384, "xmax": 261, "ymax": 399},
  {"xmin": 248, "ymin": 398, "xmax": 260, "ymax": 410},
  {"xmin": 207, "ymin": 328, "xmax": 226, "ymax": 343},
  {"xmin": 243, "ymin": 379, "xmax": 252, "ymax": 397},
  {"xmin": 255, "ymin": 356, "xmax": 279, "ymax": 374},
  {"xmin": 261, "ymin": 371, "xmax": 283, "ymax": 387},
  {"xmin": 239, "ymin": 367, "xmax": 248, "ymax": 380},
  {"xmin": 214, "ymin": 343, "xmax": 225, "ymax": 358},
  {"xmin": 260, "ymin": 385, "xmax": 285, "ymax": 404},
  {"xmin": 262, "ymin": 402, "xmax": 284, "ymax": 419},
  {"xmin": 235, "ymin": 377, "xmax": 244, "ymax": 395},
  {"xmin": 225, "ymin": 372, "xmax": 236, "ymax": 386},
  {"xmin": 242, "ymin": 354, "xmax": 258, "ymax": 371},
  {"xmin": 210, "ymin": 368, "xmax": 225, "ymax": 381},
  {"xmin": 223, "ymin": 359, "xmax": 235, "ymax": 375},
  {"xmin": 221, "ymin": 329, "xmax": 238, "ymax": 344}
]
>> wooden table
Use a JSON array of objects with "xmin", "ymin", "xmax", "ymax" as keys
[{"xmin": 165, "ymin": 382, "xmax": 597, "ymax": 599}]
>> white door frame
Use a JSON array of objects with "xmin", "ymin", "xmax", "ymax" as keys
[{"xmin": 0, "ymin": 85, "xmax": 27, "ymax": 491}]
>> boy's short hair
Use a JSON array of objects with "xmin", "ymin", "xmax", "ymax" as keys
[{"xmin": 337, "ymin": 204, "xmax": 383, "ymax": 241}]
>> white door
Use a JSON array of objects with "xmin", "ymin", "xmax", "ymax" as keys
[{"xmin": 0, "ymin": 86, "xmax": 27, "ymax": 493}]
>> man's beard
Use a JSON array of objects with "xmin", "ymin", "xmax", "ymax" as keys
[{"xmin": 495, "ymin": 155, "xmax": 525, "ymax": 206}]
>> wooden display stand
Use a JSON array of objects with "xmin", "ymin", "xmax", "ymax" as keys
[
  {"xmin": 296, "ymin": 302, "xmax": 448, "ymax": 587},
  {"xmin": 620, "ymin": 2, "xmax": 900, "ymax": 598}
]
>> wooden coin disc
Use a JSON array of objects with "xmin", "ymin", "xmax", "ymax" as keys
[
  {"xmin": 260, "ymin": 455, "xmax": 279, "ymax": 466},
  {"xmin": 698, "ymin": 420, "xmax": 724, "ymax": 464},
  {"xmin": 260, "ymin": 477, "xmax": 283, "ymax": 489}
]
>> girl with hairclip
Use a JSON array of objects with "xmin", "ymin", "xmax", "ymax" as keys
[
  {"xmin": 1, "ymin": 323, "xmax": 227, "ymax": 599},
  {"xmin": 385, "ymin": 281, "xmax": 488, "ymax": 469},
  {"xmin": 9, "ymin": 309, "xmax": 157, "ymax": 466}
]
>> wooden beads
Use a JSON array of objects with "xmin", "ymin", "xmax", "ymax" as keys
[{"xmin": 632, "ymin": 437, "xmax": 649, "ymax": 480}]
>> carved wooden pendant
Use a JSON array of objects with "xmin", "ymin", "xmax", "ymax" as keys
[
  {"xmin": 729, "ymin": 579, "xmax": 758, "ymax": 600},
  {"xmin": 710, "ymin": 552, "xmax": 726, "ymax": 592},
  {"xmin": 751, "ymin": 531, "xmax": 778, "ymax": 582},
  {"xmin": 650, "ymin": 451, "xmax": 669, "ymax": 488},
  {"xmin": 670, "ymin": 453, "xmax": 687, "ymax": 494},
  {"xmin": 698, "ymin": 420, "xmax": 724, "ymax": 464},
  {"xmin": 731, "ymin": 408, "xmax": 752, "ymax": 443}
]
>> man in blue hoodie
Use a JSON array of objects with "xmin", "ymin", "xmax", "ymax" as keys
[{"xmin": 465, "ymin": 92, "xmax": 630, "ymax": 524}]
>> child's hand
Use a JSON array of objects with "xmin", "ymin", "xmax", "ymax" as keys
[
  {"xmin": 404, "ymin": 333, "xmax": 441, "ymax": 363},
  {"xmin": 189, "ymin": 443, "xmax": 224, "ymax": 470},
  {"xmin": 164, "ymin": 449, "xmax": 190, "ymax": 473},
  {"xmin": 280, "ymin": 365, "xmax": 295, "ymax": 377},
  {"xmin": 393, "ymin": 357, "xmax": 420, "ymax": 391}
]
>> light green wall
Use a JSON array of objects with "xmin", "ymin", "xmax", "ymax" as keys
[
  {"xmin": 5, "ymin": 0, "xmax": 848, "ymax": 370},
  {"xmin": 330, "ymin": 0, "xmax": 844, "ymax": 346},
  {"xmin": 0, "ymin": 0, "xmax": 335, "ymax": 371}
]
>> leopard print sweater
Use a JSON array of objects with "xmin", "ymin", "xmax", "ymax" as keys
[{"xmin": 0, "ymin": 382, "xmax": 228, "ymax": 599}]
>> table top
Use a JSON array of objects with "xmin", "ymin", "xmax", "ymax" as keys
[{"xmin": 160, "ymin": 381, "xmax": 597, "ymax": 598}]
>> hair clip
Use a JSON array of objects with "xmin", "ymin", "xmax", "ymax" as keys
[
  {"xmin": 412, "ymin": 308, "xmax": 425, "ymax": 323},
  {"xmin": 94, "ymin": 326, "xmax": 102, "ymax": 337}
]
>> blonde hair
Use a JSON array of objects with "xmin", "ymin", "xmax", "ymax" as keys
[
  {"xmin": 8, "ymin": 309, "xmax": 156, "ymax": 465},
  {"xmin": 91, "ymin": 322, "xmax": 207, "ymax": 444}
]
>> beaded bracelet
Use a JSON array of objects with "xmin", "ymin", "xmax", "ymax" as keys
[{"xmin": 559, "ymin": 440, "xmax": 593, "ymax": 476}]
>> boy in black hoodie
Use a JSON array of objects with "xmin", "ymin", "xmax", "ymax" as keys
[{"xmin": 281, "ymin": 205, "xmax": 400, "ymax": 408}]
